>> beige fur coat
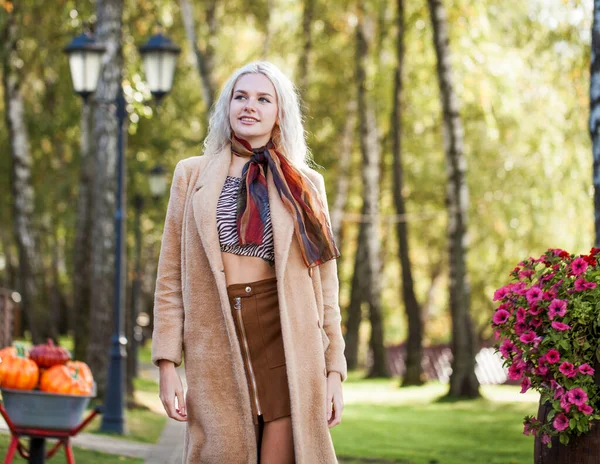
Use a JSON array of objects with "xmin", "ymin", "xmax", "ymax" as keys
[{"xmin": 151, "ymin": 143, "xmax": 347, "ymax": 463}]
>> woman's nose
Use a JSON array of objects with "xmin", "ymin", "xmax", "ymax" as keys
[{"xmin": 243, "ymin": 98, "xmax": 257, "ymax": 111}]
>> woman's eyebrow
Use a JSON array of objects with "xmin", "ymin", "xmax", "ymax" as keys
[{"xmin": 233, "ymin": 89, "xmax": 274, "ymax": 98}]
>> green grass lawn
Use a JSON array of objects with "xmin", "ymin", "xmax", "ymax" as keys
[
  {"xmin": 85, "ymin": 377, "xmax": 166, "ymax": 444},
  {"xmin": 332, "ymin": 372, "xmax": 538, "ymax": 464}
]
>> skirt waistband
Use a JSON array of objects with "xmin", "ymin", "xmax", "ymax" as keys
[{"xmin": 227, "ymin": 277, "xmax": 278, "ymax": 298}]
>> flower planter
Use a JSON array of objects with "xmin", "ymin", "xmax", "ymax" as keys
[{"xmin": 534, "ymin": 399, "xmax": 600, "ymax": 463}]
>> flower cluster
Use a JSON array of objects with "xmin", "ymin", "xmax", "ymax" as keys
[{"xmin": 492, "ymin": 248, "xmax": 600, "ymax": 447}]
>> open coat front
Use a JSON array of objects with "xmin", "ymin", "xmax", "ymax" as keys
[{"xmin": 151, "ymin": 144, "xmax": 348, "ymax": 464}]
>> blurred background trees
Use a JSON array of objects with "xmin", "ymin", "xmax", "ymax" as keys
[{"xmin": 0, "ymin": 0, "xmax": 594, "ymax": 399}]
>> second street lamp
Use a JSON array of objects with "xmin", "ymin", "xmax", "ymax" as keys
[{"xmin": 64, "ymin": 26, "xmax": 179, "ymax": 435}]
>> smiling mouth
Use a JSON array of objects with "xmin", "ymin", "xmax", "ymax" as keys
[{"xmin": 239, "ymin": 116, "xmax": 259, "ymax": 122}]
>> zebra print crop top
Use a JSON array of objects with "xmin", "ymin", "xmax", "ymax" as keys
[{"xmin": 216, "ymin": 176, "xmax": 275, "ymax": 265}]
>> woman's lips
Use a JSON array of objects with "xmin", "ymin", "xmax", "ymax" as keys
[{"xmin": 239, "ymin": 116, "xmax": 259, "ymax": 125}]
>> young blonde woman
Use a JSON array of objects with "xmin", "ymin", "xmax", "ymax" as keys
[{"xmin": 152, "ymin": 61, "xmax": 347, "ymax": 464}]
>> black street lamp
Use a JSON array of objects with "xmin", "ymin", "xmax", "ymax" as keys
[
  {"xmin": 63, "ymin": 32, "xmax": 106, "ymax": 101},
  {"xmin": 64, "ymin": 27, "xmax": 179, "ymax": 435}
]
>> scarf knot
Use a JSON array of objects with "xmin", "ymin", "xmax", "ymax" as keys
[{"xmin": 231, "ymin": 133, "xmax": 339, "ymax": 269}]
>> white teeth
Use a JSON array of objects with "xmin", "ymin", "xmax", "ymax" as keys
[{"xmin": 240, "ymin": 117, "xmax": 257, "ymax": 122}]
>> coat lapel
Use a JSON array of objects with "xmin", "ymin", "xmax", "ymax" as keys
[{"xmin": 191, "ymin": 143, "xmax": 295, "ymax": 284}]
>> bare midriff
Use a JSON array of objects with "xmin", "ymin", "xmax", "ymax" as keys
[{"xmin": 222, "ymin": 252, "xmax": 276, "ymax": 286}]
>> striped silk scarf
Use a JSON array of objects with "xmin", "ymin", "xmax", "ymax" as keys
[{"xmin": 231, "ymin": 133, "xmax": 340, "ymax": 269}]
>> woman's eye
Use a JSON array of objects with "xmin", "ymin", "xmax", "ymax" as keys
[
  {"xmin": 259, "ymin": 97, "xmax": 270, "ymax": 103},
  {"xmin": 234, "ymin": 95, "xmax": 245, "ymax": 100}
]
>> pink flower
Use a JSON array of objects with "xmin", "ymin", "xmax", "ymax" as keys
[
  {"xmin": 553, "ymin": 384, "xmax": 565, "ymax": 400},
  {"xmin": 526, "ymin": 286, "xmax": 543, "ymax": 304},
  {"xmin": 548, "ymin": 299, "xmax": 567, "ymax": 320},
  {"xmin": 575, "ymin": 278, "xmax": 588, "ymax": 292},
  {"xmin": 530, "ymin": 318, "xmax": 542, "ymax": 328},
  {"xmin": 519, "ymin": 331, "xmax": 536, "ymax": 344},
  {"xmin": 567, "ymin": 388, "xmax": 588, "ymax": 407},
  {"xmin": 499, "ymin": 339, "xmax": 515, "ymax": 358},
  {"xmin": 545, "ymin": 349, "xmax": 560, "ymax": 364},
  {"xmin": 543, "ymin": 290, "xmax": 557, "ymax": 300},
  {"xmin": 553, "ymin": 413, "xmax": 569, "ymax": 431},
  {"xmin": 516, "ymin": 307, "xmax": 527, "ymax": 323},
  {"xmin": 559, "ymin": 362, "xmax": 577, "ymax": 378},
  {"xmin": 579, "ymin": 404, "xmax": 594, "ymax": 415},
  {"xmin": 514, "ymin": 322, "xmax": 528, "ymax": 335},
  {"xmin": 560, "ymin": 394, "xmax": 572, "ymax": 412},
  {"xmin": 571, "ymin": 257, "xmax": 588, "ymax": 276},
  {"xmin": 508, "ymin": 363, "xmax": 525, "ymax": 381},
  {"xmin": 529, "ymin": 304, "xmax": 542, "ymax": 316},
  {"xmin": 519, "ymin": 269, "xmax": 535, "ymax": 280},
  {"xmin": 541, "ymin": 434, "xmax": 551, "ymax": 445},
  {"xmin": 579, "ymin": 364, "xmax": 595, "ymax": 376},
  {"xmin": 523, "ymin": 417, "xmax": 539, "ymax": 436},
  {"xmin": 585, "ymin": 281, "xmax": 597, "ymax": 290},
  {"xmin": 493, "ymin": 286, "xmax": 510, "ymax": 301},
  {"xmin": 552, "ymin": 321, "xmax": 571, "ymax": 331},
  {"xmin": 520, "ymin": 376, "xmax": 532, "ymax": 393},
  {"xmin": 492, "ymin": 309, "xmax": 510, "ymax": 325}
]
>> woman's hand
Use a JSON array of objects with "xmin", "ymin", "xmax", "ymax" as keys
[
  {"xmin": 158, "ymin": 360, "xmax": 188, "ymax": 421},
  {"xmin": 326, "ymin": 371, "xmax": 344, "ymax": 428}
]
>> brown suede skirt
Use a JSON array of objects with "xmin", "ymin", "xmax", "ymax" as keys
[{"xmin": 227, "ymin": 277, "xmax": 292, "ymax": 426}]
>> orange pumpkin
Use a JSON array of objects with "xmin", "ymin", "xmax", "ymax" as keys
[
  {"xmin": 0, "ymin": 345, "xmax": 39, "ymax": 390},
  {"xmin": 0, "ymin": 346, "xmax": 17, "ymax": 361},
  {"xmin": 65, "ymin": 361, "xmax": 94, "ymax": 387},
  {"xmin": 40, "ymin": 365, "xmax": 92, "ymax": 396},
  {"xmin": 30, "ymin": 339, "xmax": 71, "ymax": 368}
]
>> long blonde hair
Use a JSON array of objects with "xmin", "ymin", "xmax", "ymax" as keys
[{"xmin": 203, "ymin": 61, "xmax": 312, "ymax": 168}]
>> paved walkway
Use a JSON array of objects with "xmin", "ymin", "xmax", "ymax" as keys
[{"xmin": 0, "ymin": 363, "xmax": 187, "ymax": 463}]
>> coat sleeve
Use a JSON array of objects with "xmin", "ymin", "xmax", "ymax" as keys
[
  {"xmin": 313, "ymin": 171, "xmax": 348, "ymax": 382},
  {"xmin": 151, "ymin": 160, "xmax": 189, "ymax": 367}
]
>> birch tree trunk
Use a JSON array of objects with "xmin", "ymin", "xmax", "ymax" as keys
[
  {"xmin": 73, "ymin": 101, "xmax": 94, "ymax": 361},
  {"xmin": 391, "ymin": 0, "xmax": 424, "ymax": 386},
  {"xmin": 86, "ymin": 0, "xmax": 125, "ymax": 398},
  {"xmin": 331, "ymin": 100, "xmax": 356, "ymax": 245},
  {"xmin": 356, "ymin": 4, "xmax": 389, "ymax": 378},
  {"xmin": 179, "ymin": 0, "xmax": 217, "ymax": 118},
  {"xmin": 428, "ymin": 0, "xmax": 480, "ymax": 398},
  {"xmin": 591, "ymin": 0, "xmax": 600, "ymax": 247},
  {"xmin": 2, "ymin": 3, "xmax": 49, "ymax": 343},
  {"xmin": 296, "ymin": 0, "xmax": 315, "ymax": 100}
]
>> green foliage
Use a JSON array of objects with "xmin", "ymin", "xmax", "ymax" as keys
[{"xmin": 0, "ymin": 0, "xmax": 595, "ymax": 353}]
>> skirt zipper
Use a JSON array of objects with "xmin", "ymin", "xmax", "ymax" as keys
[{"xmin": 234, "ymin": 296, "xmax": 262, "ymax": 416}]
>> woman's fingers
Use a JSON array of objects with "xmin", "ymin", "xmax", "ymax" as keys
[
  {"xmin": 327, "ymin": 392, "xmax": 343, "ymax": 428},
  {"xmin": 159, "ymin": 367, "xmax": 188, "ymax": 422},
  {"xmin": 175, "ymin": 388, "xmax": 187, "ymax": 418}
]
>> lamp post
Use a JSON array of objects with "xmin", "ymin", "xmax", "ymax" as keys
[{"xmin": 64, "ymin": 27, "xmax": 180, "ymax": 434}]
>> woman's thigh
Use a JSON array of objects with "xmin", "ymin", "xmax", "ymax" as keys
[{"xmin": 260, "ymin": 415, "xmax": 295, "ymax": 464}]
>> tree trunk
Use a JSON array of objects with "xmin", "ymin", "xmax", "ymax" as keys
[
  {"xmin": 296, "ymin": 0, "xmax": 315, "ymax": 101},
  {"xmin": 179, "ymin": 0, "xmax": 217, "ymax": 118},
  {"xmin": 356, "ymin": 3, "xmax": 389, "ymax": 379},
  {"xmin": 345, "ymin": 209, "xmax": 368, "ymax": 370},
  {"xmin": 392, "ymin": 0, "xmax": 424, "ymax": 387},
  {"xmin": 2, "ymin": 3, "xmax": 48, "ymax": 344},
  {"xmin": 73, "ymin": 101, "xmax": 94, "ymax": 360},
  {"xmin": 428, "ymin": 0, "xmax": 480, "ymax": 398},
  {"xmin": 86, "ymin": 0, "xmax": 125, "ymax": 399},
  {"xmin": 331, "ymin": 100, "xmax": 356, "ymax": 245},
  {"xmin": 591, "ymin": 0, "xmax": 600, "ymax": 247}
]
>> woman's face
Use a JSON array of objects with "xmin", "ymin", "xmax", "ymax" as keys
[{"xmin": 229, "ymin": 73, "xmax": 279, "ymax": 148}]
